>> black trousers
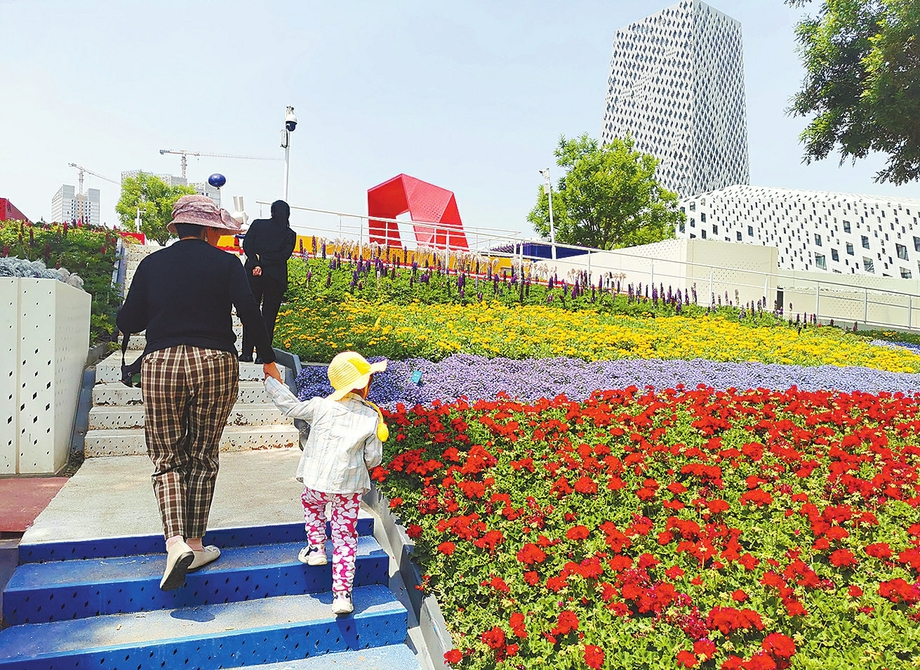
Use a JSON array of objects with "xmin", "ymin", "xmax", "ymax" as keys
[{"xmin": 241, "ymin": 274, "xmax": 286, "ymax": 359}]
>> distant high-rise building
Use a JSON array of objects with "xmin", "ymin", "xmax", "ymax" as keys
[
  {"xmin": 601, "ymin": 0, "xmax": 749, "ymax": 198},
  {"xmin": 121, "ymin": 171, "xmax": 221, "ymax": 207},
  {"xmin": 51, "ymin": 185, "xmax": 100, "ymax": 226}
]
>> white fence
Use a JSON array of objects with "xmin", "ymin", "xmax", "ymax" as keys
[{"xmin": 0, "ymin": 278, "xmax": 90, "ymax": 474}]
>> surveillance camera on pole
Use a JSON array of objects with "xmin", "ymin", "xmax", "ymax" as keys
[{"xmin": 281, "ymin": 105, "xmax": 297, "ymax": 200}]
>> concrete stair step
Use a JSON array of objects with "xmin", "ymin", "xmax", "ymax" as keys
[
  {"xmin": 85, "ymin": 424, "xmax": 300, "ymax": 457},
  {"xmin": 123, "ymin": 325, "xmax": 245, "ymax": 350},
  {"xmin": 0, "ymin": 585, "xmax": 407, "ymax": 669},
  {"xmin": 96, "ymin": 357, "xmax": 278, "ymax": 384},
  {"xmin": 92, "ymin": 380, "xmax": 274, "ymax": 406},
  {"xmin": 245, "ymin": 645, "xmax": 421, "ymax": 669},
  {"xmin": 88, "ymin": 403, "xmax": 293, "ymax": 430},
  {"xmin": 4, "ymin": 536, "xmax": 388, "ymax": 625}
]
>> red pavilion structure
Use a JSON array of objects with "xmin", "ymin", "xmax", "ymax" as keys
[{"xmin": 367, "ymin": 174, "xmax": 469, "ymax": 250}]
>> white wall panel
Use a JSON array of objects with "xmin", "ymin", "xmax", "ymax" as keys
[
  {"xmin": 0, "ymin": 278, "xmax": 20, "ymax": 474},
  {"xmin": 2, "ymin": 279, "xmax": 90, "ymax": 474}
]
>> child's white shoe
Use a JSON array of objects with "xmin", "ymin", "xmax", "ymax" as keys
[
  {"xmin": 331, "ymin": 592, "xmax": 353, "ymax": 615},
  {"xmin": 298, "ymin": 544, "xmax": 327, "ymax": 566}
]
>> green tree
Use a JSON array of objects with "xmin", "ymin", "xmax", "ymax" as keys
[
  {"xmin": 787, "ymin": 0, "xmax": 920, "ymax": 184},
  {"xmin": 528, "ymin": 134, "xmax": 682, "ymax": 250},
  {"xmin": 116, "ymin": 173, "xmax": 197, "ymax": 244}
]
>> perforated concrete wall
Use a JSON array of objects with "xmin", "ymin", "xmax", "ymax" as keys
[
  {"xmin": 0, "ymin": 279, "xmax": 20, "ymax": 474},
  {"xmin": 0, "ymin": 279, "xmax": 90, "ymax": 474},
  {"xmin": 601, "ymin": 0, "xmax": 749, "ymax": 198}
]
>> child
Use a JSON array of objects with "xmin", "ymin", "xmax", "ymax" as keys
[{"xmin": 264, "ymin": 351, "xmax": 388, "ymax": 615}]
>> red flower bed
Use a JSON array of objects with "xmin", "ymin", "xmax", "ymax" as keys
[{"xmin": 376, "ymin": 387, "xmax": 920, "ymax": 668}]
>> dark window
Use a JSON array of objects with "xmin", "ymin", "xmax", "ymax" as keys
[
  {"xmin": 843, "ymin": 220, "xmax": 851, "ymax": 233},
  {"xmin": 864, "ymin": 257, "xmax": 875, "ymax": 273},
  {"xmin": 736, "ymin": 231, "xmax": 742, "ymax": 241},
  {"xmin": 831, "ymin": 248, "xmax": 839, "ymax": 261},
  {"xmin": 815, "ymin": 254, "xmax": 826, "ymax": 270},
  {"xmin": 701, "ymin": 229, "xmax": 707, "ymax": 239},
  {"xmin": 701, "ymin": 213, "xmax": 706, "ymax": 223},
  {"xmin": 815, "ymin": 234, "xmax": 822, "ymax": 246},
  {"xmin": 747, "ymin": 225, "xmax": 753, "ymax": 236},
  {"xmin": 862, "ymin": 235, "xmax": 870, "ymax": 249},
  {"xmin": 913, "ymin": 236, "xmax": 920, "ymax": 252},
  {"xmin": 897, "ymin": 243, "xmax": 908, "ymax": 260},
  {"xmin": 900, "ymin": 267, "xmax": 912, "ymax": 279},
  {"xmin": 846, "ymin": 243, "xmax": 854, "ymax": 255}
]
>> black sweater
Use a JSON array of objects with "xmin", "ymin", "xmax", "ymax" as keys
[
  {"xmin": 242, "ymin": 217, "xmax": 297, "ymax": 285},
  {"xmin": 117, "ymin": 239, "xmax": 276, "ymax": 364}
]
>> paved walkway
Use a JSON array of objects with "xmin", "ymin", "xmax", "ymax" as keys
[
  {"xmin": 0, "ymin": 478, "xmax": 69, "ymax": 534},
  {"xmin": 22, "ymin": 449, "xmax": 304, "ymax": 545}
]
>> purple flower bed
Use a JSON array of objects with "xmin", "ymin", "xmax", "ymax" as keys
[{"xmin": 295, "ymin": 354, "xmax": 920, "ymax": 408}]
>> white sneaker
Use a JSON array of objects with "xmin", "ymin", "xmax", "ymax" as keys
[
  {"xmin": 297, "ymin": 544, "xmax": 327, "ymax": 566},
  {"xmin": 331, "ymin": 592, "xmax": 353, "ymax": 615}
]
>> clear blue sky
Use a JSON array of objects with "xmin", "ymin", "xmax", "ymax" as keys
[{"xmin": 1, "ymin": 0, "xmax": 917, "ymax": 238}]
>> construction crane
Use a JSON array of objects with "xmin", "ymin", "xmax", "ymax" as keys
[
  {"xmin": 158, "ymin": 149, "xmax": 281, "ymax": 180},
  {"xmin": 67, "ymin": 163, "xmax": 117, "ymax": 224}
]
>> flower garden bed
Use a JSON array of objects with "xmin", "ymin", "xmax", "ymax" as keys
[
  {"xmin": 373, "ymin": 387, "xmax": 920, "ymax": 669},
  {"xmin": 283, "ymin": 253, "xmax": 920, "ymax": 668}
]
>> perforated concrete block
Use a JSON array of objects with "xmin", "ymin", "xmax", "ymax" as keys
[
  {"xmin": 17, "ymin": 280, "xmax": 90, "ymax": 474},
  {"xmin": 85, "ymin": 425, "xmax": 300, "ymax": 457},
  {"xmin": 0, "ymin": 279, "xmax": 20, "ymax": 474},
  {"xmin": 92, "ymin": 381, "xmax": 272, "ymax": 407},
  {"xmin": 88, "ymin": 403, "xmax": 292, "ymax": 430}
]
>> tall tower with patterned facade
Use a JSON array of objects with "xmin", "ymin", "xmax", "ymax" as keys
[{"xmin": 601, "ymin": 1, "xmax": 749, "ymax": 198}]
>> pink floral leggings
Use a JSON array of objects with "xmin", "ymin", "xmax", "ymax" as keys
[{"xmin": 301, "ymin": 487, "xmax": 362, "ymax": 595}]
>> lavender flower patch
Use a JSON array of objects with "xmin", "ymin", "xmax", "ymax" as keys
[{"xmin": 295, "ymin": 354, "xmax": 920, "ymax": 408}]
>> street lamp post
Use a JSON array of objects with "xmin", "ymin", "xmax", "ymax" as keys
[
  {"xmin": 539, "ymin": 168, "xmax": 556, "ymax": 260},
  {"xmin": 280, "ymin": 106, "xmax": 298, "ymax": 201}
]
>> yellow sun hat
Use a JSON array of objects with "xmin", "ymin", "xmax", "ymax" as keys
[{"xmin": 326, "ymin": 351, "xmax": 387, "ymax": 401}]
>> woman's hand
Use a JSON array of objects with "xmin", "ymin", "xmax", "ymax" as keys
[
  {"xmin": 263, "ymin": 362, "xmax": 283, "ymax": 382},
  {"xmin": 252, "ymin": 266, "xmax": 263, "ymax": 276}
]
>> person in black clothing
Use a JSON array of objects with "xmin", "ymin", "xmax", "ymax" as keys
[
  {"xmin": 117, "ymin": 195, "xmax": 283, "ymax": 592},
  {"xmin": 240, "ymin": 199, "xmax": 297, "ymax": 362}
]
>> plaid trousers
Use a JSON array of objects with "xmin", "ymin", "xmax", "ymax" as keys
[{"xmin": 141, "ymin": 345, "xmax": 239, "ymax": 540}]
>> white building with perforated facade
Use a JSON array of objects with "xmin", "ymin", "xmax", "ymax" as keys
[
  {"xmin": 601, "ymin": 0, "xmax": 749, "ymax": 198},
  {"xmin": 677, "ymin": 185, "xmax": 920, "ymax": 279}
]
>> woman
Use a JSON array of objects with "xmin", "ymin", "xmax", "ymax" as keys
[
  {"xmin": 117, "ymin": 195, "xmax": 283, "ymax": 591},
  {"xmin": 240, "ymin": 199, "xmax": 297, "ymax": 362}
]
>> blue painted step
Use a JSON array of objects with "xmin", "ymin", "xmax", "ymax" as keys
[
  {"xmin": 16, "ymin": 517, "xmax": 375, "ymax": 564},
  {"xmin": 0, "ymin": 585, "xmax": 408, "ymax": 669},
  {"xmin": 4, "ymin": 536, "xmax": 389, "ymax": 625}
]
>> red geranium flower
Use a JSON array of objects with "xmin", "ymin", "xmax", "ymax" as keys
[
  {"xmin": 829, "ymin": 548, "xmax": 858, "ymax": 568},
  {"xmin": 584, "ymin": 644, "xmax": 605, "ymax": 669},
  {"xmin": 732, "ymin": 589, "xmax": 749, "ymax": 602},
  {"xmin": 676, "ymin": 650, "xmax": 697, "ymax": 668},
  {"xmin": 444, "ymin": 649, "xmax": 462, "ymax": 664},
  {"xmin": 437, "ymin": 541, "xmax": 455, "ymax": 556},
  {"xmin": 516, "ymin": 543, "xmax": 547, "ymax": 565},
  {"xmin": 566, "ymin": 525, "xmax": 590, "ymax": 541},
  {"xmin": 865, "ymin": 543, "xmax": 892, "ymax": 559},
  {"xmin": 762, "ymin": 632, "xmax": 796, "ymax": 659},
  {"xmin": 481, "ymin": 626, "xmax": 506, "ymax": 650},
  {"xmin": 553, "ymin": 610, "xmax": 579, "ymax": 635},
  {"xmin": 694, "ymin": 639, "xmax": 717, "ymax": 660},
  {"xmin": 848, "ymin": 585, "xmax": 863, "ymax": 598}
]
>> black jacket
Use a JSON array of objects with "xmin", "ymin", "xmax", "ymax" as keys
[
  {"xmin": 117, "ymin": 239, "xmax": 276, "ymax": 364},
  {"xmin": 242, "ymin": 217, "xmax": 297, "ymax": 285}
]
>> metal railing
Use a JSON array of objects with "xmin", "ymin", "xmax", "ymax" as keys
[{"xmin": 255, "ymin": 202, "xmax": 920, "ymax": 333}]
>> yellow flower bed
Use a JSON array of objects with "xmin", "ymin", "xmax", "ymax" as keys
[{"xmin": 275, "ymin": 299, "xmax": 920, "ymax": 373}]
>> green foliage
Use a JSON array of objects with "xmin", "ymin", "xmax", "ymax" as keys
[
  {"xmin": 787, "ymin": 0, "xmax": 920, "ymax": 184},
  {"xmin": 116, "ymin": 173, "xmax": 197, "ymax": 245},
  {"xmin": 527, "ymin": 134, "xmax": 683, "ymax": 250},
  {"xmin": 0, "ymin": 220, "xmax": 121, "ymax": 342}
]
